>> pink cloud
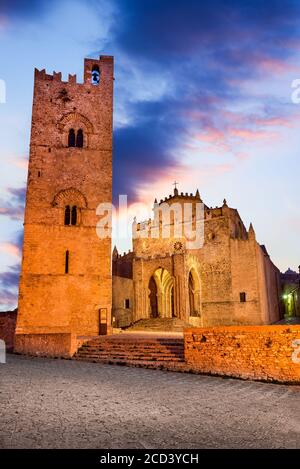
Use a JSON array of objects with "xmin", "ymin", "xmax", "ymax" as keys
[
  {"xmin": 12, "ymin": 157, "xmax": 29, "ymax": 170},
  {"xmin": 135, "ymin": 164, "xmax": 188, "ymax": 205},
  {"xmin": 195, "ymin": 128, "xmax": 225, "ymax": 143},
  {"xmin": 0, "ymin": 242, "xmax": 21, "ymax": 259},
  {"xmin": 241, "ymin": 51, "xmax": 300, "ymax": 76},
  {"xmin": 183, "ymin": 110, "xmax": 211, "ymax": 122},
  {"xmin": 0, "ymin": 206, "xmax": 24, "ymax": 220},
  {"xmin": 192, "ymin": 128, "xmax": 232, "ymax": 153},
  {"xmin": 134, "ymin": 162, "xmax": 234, "ymax": 209},
  {"xmin": 257, "ymin": 57, "xmax": 300, "ymax": 75},
  {"xmin": 229, "ymin": 128, "xmax": 278, "ymax": 141},
  {"xmin": 182, "ymin": 102, "xmax": 293, "ymax": 167},
  {"xmin": 220, "ymin": 110, "xmax": 248, "ymax": 126},
  {"xmin": 254, "ymin": 116, "xmax": 293, "ymax": 128}
]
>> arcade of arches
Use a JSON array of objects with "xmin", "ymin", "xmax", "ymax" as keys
[
  {"xmin": 148, "ymin": 268, "xmax": 175, "ymax": 319},
  {"xmin": 147, "ymin": 267, "xmax": 201, "ymax": 320},
  {"xmin": 114, "ymin": 259, "xmax": 200, "ymax": 325}
]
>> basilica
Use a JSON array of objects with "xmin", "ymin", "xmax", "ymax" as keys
[{"xmin": 112, "ymin": 187, "xmax": 281, "ymax": 329}]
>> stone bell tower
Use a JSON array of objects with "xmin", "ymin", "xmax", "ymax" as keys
[{"xmin": 15, "ymin": 56, "xmax": 114, "ymax": 357}]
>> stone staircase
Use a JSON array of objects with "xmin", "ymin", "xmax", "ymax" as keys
[
  {"xmin": 125, "ymin": 317, "xmax": 191, "ymax": 332},
  {"xmin": 74, "ymin": 334, "xmax": 186, "ymax": 371}
]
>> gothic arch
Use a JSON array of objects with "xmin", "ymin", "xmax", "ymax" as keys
[
  {"xmin": 148, "ymin": 267, "xmax": 174, "ymax": 319},
  {"xmin": 57, "ymin": 112, "xmax": 94, "ymax": 133},
  {"xmin": 52, "ymin": 187, "xmax": 87, "ymax": 209},
  {"xmin": 57, "ymin": 112, "xmax": 93, "ymax": 148}
]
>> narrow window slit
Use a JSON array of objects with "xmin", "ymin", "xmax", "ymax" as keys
[{"xmin": 65, "ymin": 250, "xmax": 69, "ymax": 274}]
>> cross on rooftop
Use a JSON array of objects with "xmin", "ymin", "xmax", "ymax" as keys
[{"xmin": 173, "ymin": 181, "xmax": 179, "ymax": 190}]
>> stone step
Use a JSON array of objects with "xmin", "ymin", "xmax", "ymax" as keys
[
  {"xmin": 78, "ymin": 345, "xmax": 184, "ymax": 352},
  {"xmin": 76, "ymin": 354, "xmax": 184, "ymax": 362},
  {"xmin": 80, "ymin": 345, "xmax": 184, "ymax": 351},
  {"xmin": 81, "ymin": 348, "xmax": 184, "ymax": 357},
  {"xmin": 77, "ymin": 350, "xmax": 184, "ymax": 357},
  {"xmin": 82, "ymin": 344, "xmax": 183, "ymax": 351},
  {"xmin": 77, "ymin": 351, "xmax": 184, "ymax": 359},
  {"xmin": 74, "ymin": 334, "xmax": 185, "ymax": 370},
  {"xmin": 79, "ymin": 345, "xmax": 180, "ymax": 349},
  {"xmin": 78, "ymin": 347, "xmax": 184, "ymax": 354},
  {"xmin": 75, "ymin": 357, "xmax": 187, "ymax": 369},
  {"xmin": 125, "ymin": 318, "xmax": 191, "ymax": 332},
  {"xmin": 84, "ymin": 338, "xmax": 183, "ymax": 344}
]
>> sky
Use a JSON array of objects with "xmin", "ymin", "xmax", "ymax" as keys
[{"xmin": 1, "ymin": 0, "xmax": 300, "ymax": 310}]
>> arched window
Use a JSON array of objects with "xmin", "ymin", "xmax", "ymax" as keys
[
  {"xmin": 65, "ymin": 250, "xmax": 69, "ymax": 274},
  {"xmin": 76, "ymin": 129, "xmax": 83, "ymax": 148},
  {"xmin": 91, "ymin": 65, "xmax": 100, "ymax": 85},
  {"xmin": 71, "ymin": 206, "xmax": 77, "ymax": 226},
  {"xmin": 64, "ymin": 205, "xmax": 71, "ymax": 225},
  {"xmin": 68, "ymin": 129, "xmax": 75, "ymax": 147}
]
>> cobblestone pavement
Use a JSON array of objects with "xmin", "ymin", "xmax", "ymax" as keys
[{"xmin": 0, "ymin": 355, "xmax": 300, "ymax": 449}]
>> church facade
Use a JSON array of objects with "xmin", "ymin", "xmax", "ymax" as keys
[{"xmin": 112, "ymin": 188, "xmax": 282, "ymax": 328}]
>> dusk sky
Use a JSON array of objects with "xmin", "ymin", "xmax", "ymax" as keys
[{"xmin": 1, "ymin": 0, "xmax": 300, "ymax": 310}]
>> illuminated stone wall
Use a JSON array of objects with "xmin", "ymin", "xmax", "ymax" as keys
[{"xmin": 184, "ymin": 325, "xmax": 300, "ymax": 383}]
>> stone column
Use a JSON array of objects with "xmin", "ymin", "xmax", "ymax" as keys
[{"xmin": 173, "ymin": 253, "xmax": 189, "ymax": 321}]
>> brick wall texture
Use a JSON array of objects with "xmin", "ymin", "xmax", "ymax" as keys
[
  {"xmin": 15, "ymin": 333, "xmax": 77, "ymax": 358},
  {"xmin": 184, "ymin": 326, "xmax": 300, "ymax": 383}
]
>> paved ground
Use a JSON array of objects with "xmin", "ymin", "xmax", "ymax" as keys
[
  {"xmin": 0, "ymin": 355, "xmax": 300, "ymax": 449},
  {"xmin": 276, "ymin": 317, "xmax": 300, "ymax": 325}
]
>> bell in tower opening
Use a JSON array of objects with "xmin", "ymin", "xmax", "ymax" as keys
[{"xmin": 91, "ymin": 65, "xmax": 100, "ymax": 85}]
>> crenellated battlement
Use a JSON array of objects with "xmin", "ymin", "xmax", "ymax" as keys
[
  {"xmin": 134, "ymin": 196, "xmax": 229, "ymax": 235},
  {"xmin": 132, "ymin": 190, "xmax": 249, "ymax": 245},
  {"xmin": 34, "ymin": 55, "xmax": 114, "ymax": 86},
  {"xmin": 34, "ymin": 68, "xmax": 79, "ymax": 84},
  {"xmin": 156, "ymin": 187, "xmax": 202, "ymax": 206}
]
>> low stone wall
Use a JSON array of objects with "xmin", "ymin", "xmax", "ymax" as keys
[
  {"xmin": 184, "ymin": 326, "xmax": 300, "ymax": 383},
  {"xmin": 14, "ymin": 333, "xmax": 77, "ymax": 358},
  {"xmin": 0, "ymin": 310, "xmax": 17, "ymax": 352}
]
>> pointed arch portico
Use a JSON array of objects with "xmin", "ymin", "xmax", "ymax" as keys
[
  {"xmin": 132, "ymin": 254, "xmax": 194, "ymax": 324},
  {"xmin": 148, "ymin": 267, "xmax": 174, "ymax": 318}
]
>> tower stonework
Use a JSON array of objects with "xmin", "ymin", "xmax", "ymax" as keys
[{"xmin": 15, "ymin": 56, "xmax": 114, "ymax": 357}]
